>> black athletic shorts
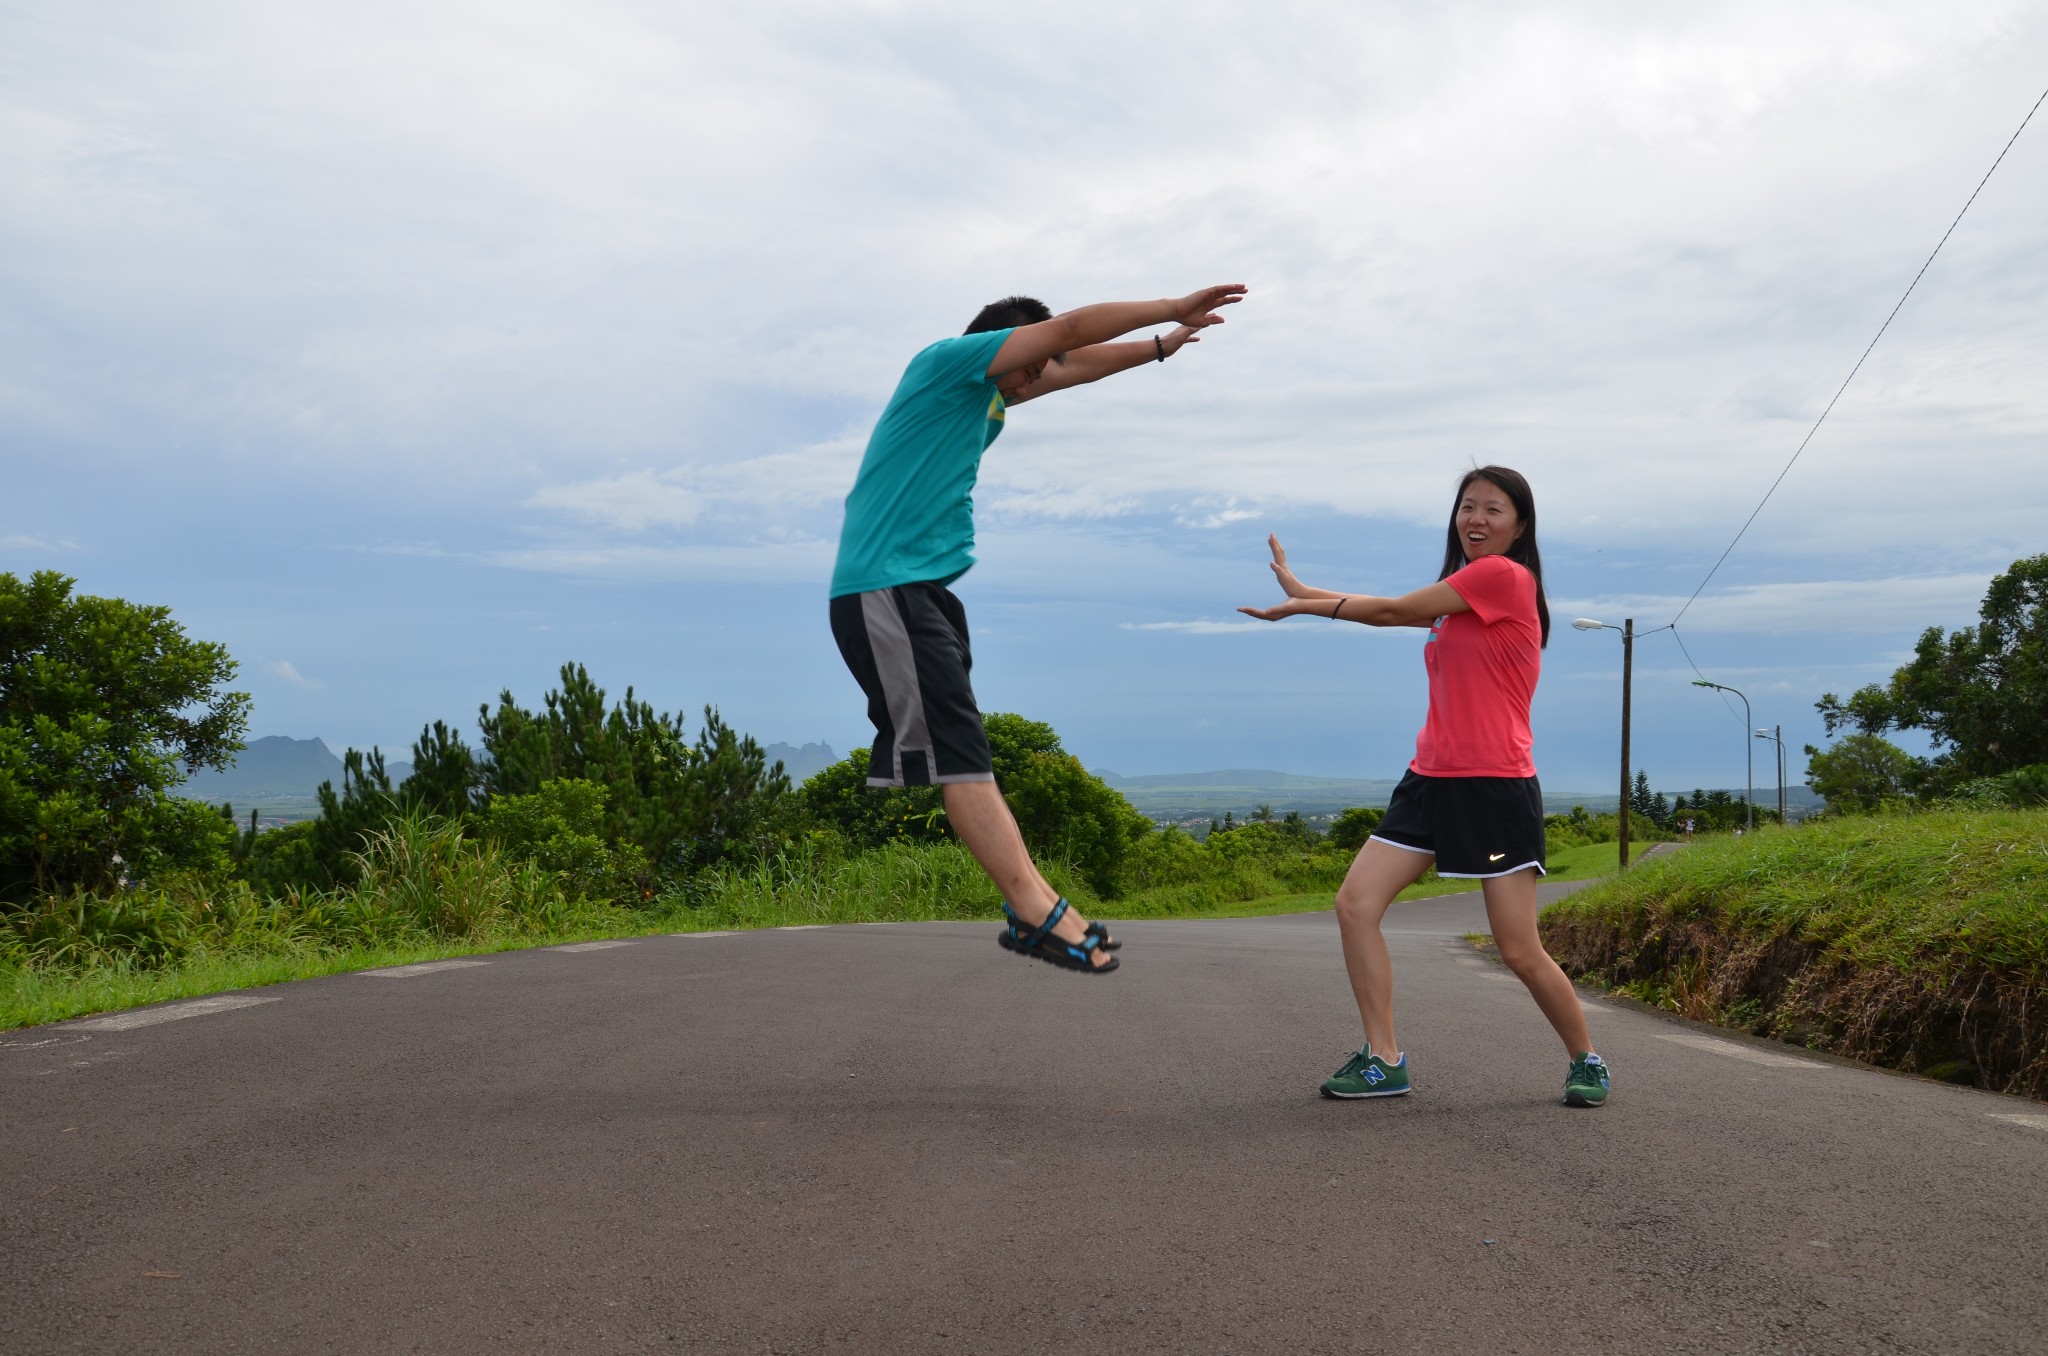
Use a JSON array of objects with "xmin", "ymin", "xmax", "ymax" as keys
[
  {"xmin": 1369, "ymin": 769, "xmax": 1547, "ymax": 879},
  {"xmin": 829, "ymin": 581, "xmax": 995, "ymax": 788}
]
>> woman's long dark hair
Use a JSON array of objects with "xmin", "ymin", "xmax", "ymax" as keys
[{"xmin": 1438, "ymin": 465, "xmax": 1551, "ymax": 647}]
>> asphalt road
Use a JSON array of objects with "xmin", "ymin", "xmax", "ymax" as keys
[{"xmin": 6, "ymin": 884, "xmax": 2046, "ymax": 1355}]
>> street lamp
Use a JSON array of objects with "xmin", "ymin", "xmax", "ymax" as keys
[
  {"xmin": 1572, "ymin": 617, "xmax": 1633, "ymax": 870},
  {"xmin": 1756, "ymin": 725, "xmax": 1786, "ymax": 825},
  {"xmin": 1691, "ymin": 679, "xmax": 1754, "ymax": 832}
]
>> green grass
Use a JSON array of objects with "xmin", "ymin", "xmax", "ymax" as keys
[
  {"xmin": 0, "ymin": 921, "xmax": 684, "ymax": 1031},
  {"xmin": 2, "ymin": 831, "xmax": 1657, "ymax": 1032},
  {"xmin": 1541, "ymin": 808, "xmax": 2048, "ymax": 1097}
]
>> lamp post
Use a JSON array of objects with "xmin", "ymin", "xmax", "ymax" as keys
[
  {"xmin": 1691, "ymin": 679, "xmax": 1754, "ymax": 832},
  {"xmin": 1572, "ymin": 617, "xmax": 1634, "ymax": 870},
  {"xmin": 1756, "ymin": 725, "xmax": 1786, "ymax": 825}
]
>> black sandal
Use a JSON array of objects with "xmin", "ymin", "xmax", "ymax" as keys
[
  {"xmin": 999, "ymin": 898, "xmax": 1119, "ymax": 973},
  {"xmin": 1085, "ymin": 921, "xmax": 1122, "ymax": 952}
]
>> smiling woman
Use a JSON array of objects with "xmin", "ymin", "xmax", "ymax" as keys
[{"xmin": 1240, "ymin": 467, "xmax": 1611, "ymax": 1106}]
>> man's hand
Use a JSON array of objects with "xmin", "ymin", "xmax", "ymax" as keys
[{"xmin": 1169, "ymin": 284, "xmax": 1247, "ymax": 329}]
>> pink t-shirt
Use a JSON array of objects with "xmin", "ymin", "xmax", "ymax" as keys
[{"xmin": 1409, "ymin": 555, "xmax": 1541, "ymax": 778}]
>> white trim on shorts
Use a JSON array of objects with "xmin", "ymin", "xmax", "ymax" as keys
[
  {"xmin": 1367, "ymin": 834, "xmax": 1434, "ymax": 856},
  {"xmin": 1437, "ymin": 859, "xmax": 1548, "ymax": 880}
]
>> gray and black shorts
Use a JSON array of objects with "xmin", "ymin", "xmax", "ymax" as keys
[
  {"xmin": 829, "ymin": 581, "xmax": 995, "ymax": 788},
  {"xmin": 1370, "ymin": 769, "xmax": 1547, "ymax": 879}
]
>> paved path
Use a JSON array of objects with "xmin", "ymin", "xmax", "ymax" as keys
[{"xmin": 5, "ymin": 887, "xmax": 2046, "ymax": 1354}]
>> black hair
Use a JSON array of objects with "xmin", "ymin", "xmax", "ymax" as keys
[
  {"xmin": 1438, "ymin": 465, "xmax": 1551, "ymax": 647},
  {"xmin": 965, "ymin": 295, "xmax": 1066, "ymax": 364}
]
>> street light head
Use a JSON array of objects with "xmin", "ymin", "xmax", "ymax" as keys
[
  {"xmin": 1691, "ymin": 679, "xmax": 1716, "ymax": 688},
  {"xmin": 1571, "ymin": 618, "xmax": 1606, "ymax": 631}
]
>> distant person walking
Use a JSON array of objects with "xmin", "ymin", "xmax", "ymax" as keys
[
  {"xmin": 1239, "ymin": 466, "xmax": 1610, "ymax": 1106},
  {"xmin": 831, "ymin": 284, "xmax": 1248, "ymax": 974}
]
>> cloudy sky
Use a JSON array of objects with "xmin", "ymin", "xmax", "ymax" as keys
[{"xmin": 6, "ymin": 1, "xmax": 2046, "ymax": 799}]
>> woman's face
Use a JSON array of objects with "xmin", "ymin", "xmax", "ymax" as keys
[{"xmin": 1455, "ymin": 478, "xmax": 1525, "ymax": 561}]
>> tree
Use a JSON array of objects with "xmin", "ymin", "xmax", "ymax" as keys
[
  {"xmin": 1629, "ymin": 770, "xmax": 1656, "ymax": 823},
  {"xmin": 797, "ymin": 712, "xmax": 1150, "ymax": 895},
  {"xmin": 1803, "ymin": 733, "xmax": 1917, "ymax": 813},
  {"xmin": 477, "ymin": 663, "xmax": 789, "ymax": 877},
  {"xmin": 1817, "ymin": 554, "xmax": 2048, "ymax": 790},
  {"xmin": 0, "ymin": 571, "xmax": 249, "ymax": 901},
  {"xmin": 1327, "ymin": 805, "xmax": 1385, "ymax": 851},
  {"xmin": 979, "ymin": 712, "xmax": 1151, "ymax": 896}
]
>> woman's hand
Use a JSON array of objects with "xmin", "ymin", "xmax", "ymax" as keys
[
  {"xmin": 1237, "ymin": 599, "xmax": 1303, "ymax": 622},
  {"xmin": 1239, "ymin": 535, "xmax": 1317, "ymax": 621},
  {"xmin": 1266, "ymin": 534, "xmax": 1314, "ymax": 598},
  {"xmin": 1159, "ymin": 324, "xmax": 1201, "ymax": 358}
]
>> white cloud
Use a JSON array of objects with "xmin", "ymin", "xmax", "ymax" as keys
[
  {"xmin": 528, "ymin": 470, "xmax": 704, "ymax": 531},
  {"xmin": 483, "ymin": 537, "xmax": 834, "ymax": 583},
  {"xmin": 0, "ymin": 533, "xmax": 74, "ymax": 551},
  {"xmin": 1120, "ymin": 618, "xmax": 1332, "ymax": 636},
  {"xmin": 1553, "ymin": 572, "xmax": 1992, "ymax": 635},
  {"xmin": 268, "ymin": 660, "xmax": 323, "ymax": 690}
]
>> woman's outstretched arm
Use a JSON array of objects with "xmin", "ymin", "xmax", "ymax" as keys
[{"xmin": 1239, "ymin": 535, "xmax": 1467, "ymax": 627}]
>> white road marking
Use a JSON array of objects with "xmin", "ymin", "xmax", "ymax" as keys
[
  {"xmin": 1657, "ymin": 1031, "xmax": 1822, "ymax": 1068},
  {"xmin": 362, "ymin": 960, "xmax": 490, "ymax": 978},
  {"xmin": 1989, "ymin": 1114, "xmax": 2048, "ymax": 1132},
  {"xmin": 671, "ymin": 931, "xmax": 735, "ymax": 938},
  {"xmin": 778, "ymin": 925, "xmax": 828, "ymax": 931},
  {"xmin": 0, "ymin": 1034, "xmax": 93, "ymax": 1051},
  {"xmin": 71, "ymin": 996, "xmax": 279, "ymax": 1032},
  {"xmin": 552, "ymin": 940, "xmax": 635, "ymax": 953}
]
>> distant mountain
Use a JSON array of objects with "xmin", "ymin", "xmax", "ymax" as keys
[
  {"xmin": 172, "ymin": 735, "xmax": 412, "ymax": 809},
  {"xmin": 1094, "ymin": 768, "xmax": 1403, "ymax": 819},
  {"xmin": 1098, "ymin": 768, "xmax": 1400, "ymax": 793},
  {"xmin": 763, "ymin": 741, "xmax": 837, "ymax": 783}
]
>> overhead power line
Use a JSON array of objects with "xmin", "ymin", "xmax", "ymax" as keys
[{"xmin": 1669, "ymin": 81, "xmax": 2048, "ymax": 630}]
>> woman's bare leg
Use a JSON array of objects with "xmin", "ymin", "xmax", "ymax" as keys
[
  {"xmin": 1333, "ymin": 840, "xmax": 1438, "ymax": 1055},
  {"xmin": 1480, "ymin": 867, "xmax": 1594, "ymax": 1054}
]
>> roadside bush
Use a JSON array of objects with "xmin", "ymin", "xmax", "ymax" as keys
[
  {"xmin": 1948, "ymin": 762, "xmax": 2048, "ymax": 810},
  {"xmin": 2, "ymin": 813, "xmax": 594, "ymax": 974},
  {"xmin": 795, "ymin": 713, "xmax": 1151, "ymax": 896},
  {"xmin": 794, "ymin": 748, "xmax": 947, "ymax": 850},
  {"xmin": 1328, "ymin": 806, "xmax": 1384, "ymax": 850},
  {"xmin": 478, "ymin": 778, "xmax": 652, "ymax": 907}
]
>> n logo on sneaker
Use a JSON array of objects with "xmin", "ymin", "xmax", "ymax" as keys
[{"xmin": 1365, "ymin": 1066, "xmax": 1385, "ymax": 1085}]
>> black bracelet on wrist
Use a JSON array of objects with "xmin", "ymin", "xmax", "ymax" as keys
[
  {"xmin": 1331, "ymin": 597, "xmax": 1345, "ymax": 619},
  {"xmin": 1154, "ymin": 335, "xmax": 1166, "ymax": 363}
]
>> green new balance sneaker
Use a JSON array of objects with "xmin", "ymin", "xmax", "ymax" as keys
[
  {"xmin": 1565, "ymin": 1051, "xmax": 1611, "ymax": 1107},
  {"xmin": 1321, "ymin": 1046, "xmax": 1411, "ymax": 1099}
]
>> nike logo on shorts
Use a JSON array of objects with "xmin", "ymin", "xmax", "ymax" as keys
[{"xmin": 1488, "ymin": 853, "xmax": 1506, "ymax": 862}]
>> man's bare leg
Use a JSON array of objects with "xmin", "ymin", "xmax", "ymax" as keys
[
  {"xmin": 1481, "ymin": 867, "xmax": 1594, "ymax": 1055},
  {"xmin": 942, "ymin": 780, "xmax": 1112, "ymax": 968},
  {"xmin": 1332, "ymin": 840, "xmax": 1438, "ymax": 1055}
]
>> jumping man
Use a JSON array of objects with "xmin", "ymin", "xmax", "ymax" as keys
[{"xmin": 829, "ymin": 284, "xmax": 1248, "ymax": 973}]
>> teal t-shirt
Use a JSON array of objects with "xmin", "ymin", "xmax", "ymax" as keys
[{"xmin": 829, "ymin": 329, "xmax": 1013, "ymax": 598}]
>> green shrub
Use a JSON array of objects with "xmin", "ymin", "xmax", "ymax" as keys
[
  {"xmin": 1327, "ymin": 806, "xmax": 1384, "ymax": 850},
  {"xmin": 478, "ymin": 778, "xmax": 652, "ymax": 906}
]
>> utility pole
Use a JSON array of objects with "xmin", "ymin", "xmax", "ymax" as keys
[{"xmin": 1618, "ymin": 618, "xmax": 1633, "ymax": 871}]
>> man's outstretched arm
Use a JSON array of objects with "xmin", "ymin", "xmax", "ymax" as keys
[
  {"xmin": 1004, "ymin": 325, "xmax": 1203, "ymax": 404},
  {"xmin": 986, "ymin": 283, "xmax": 1246, "ymax": 378}
]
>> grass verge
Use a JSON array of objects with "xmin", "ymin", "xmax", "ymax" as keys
[
  {"xmin": 1539, "ymin": 808, "xmax": 2048, "ymax": 1099},
  {"xmin": 3, "ymin": 834, "xmax": 1653, "ymax": 1031}
]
